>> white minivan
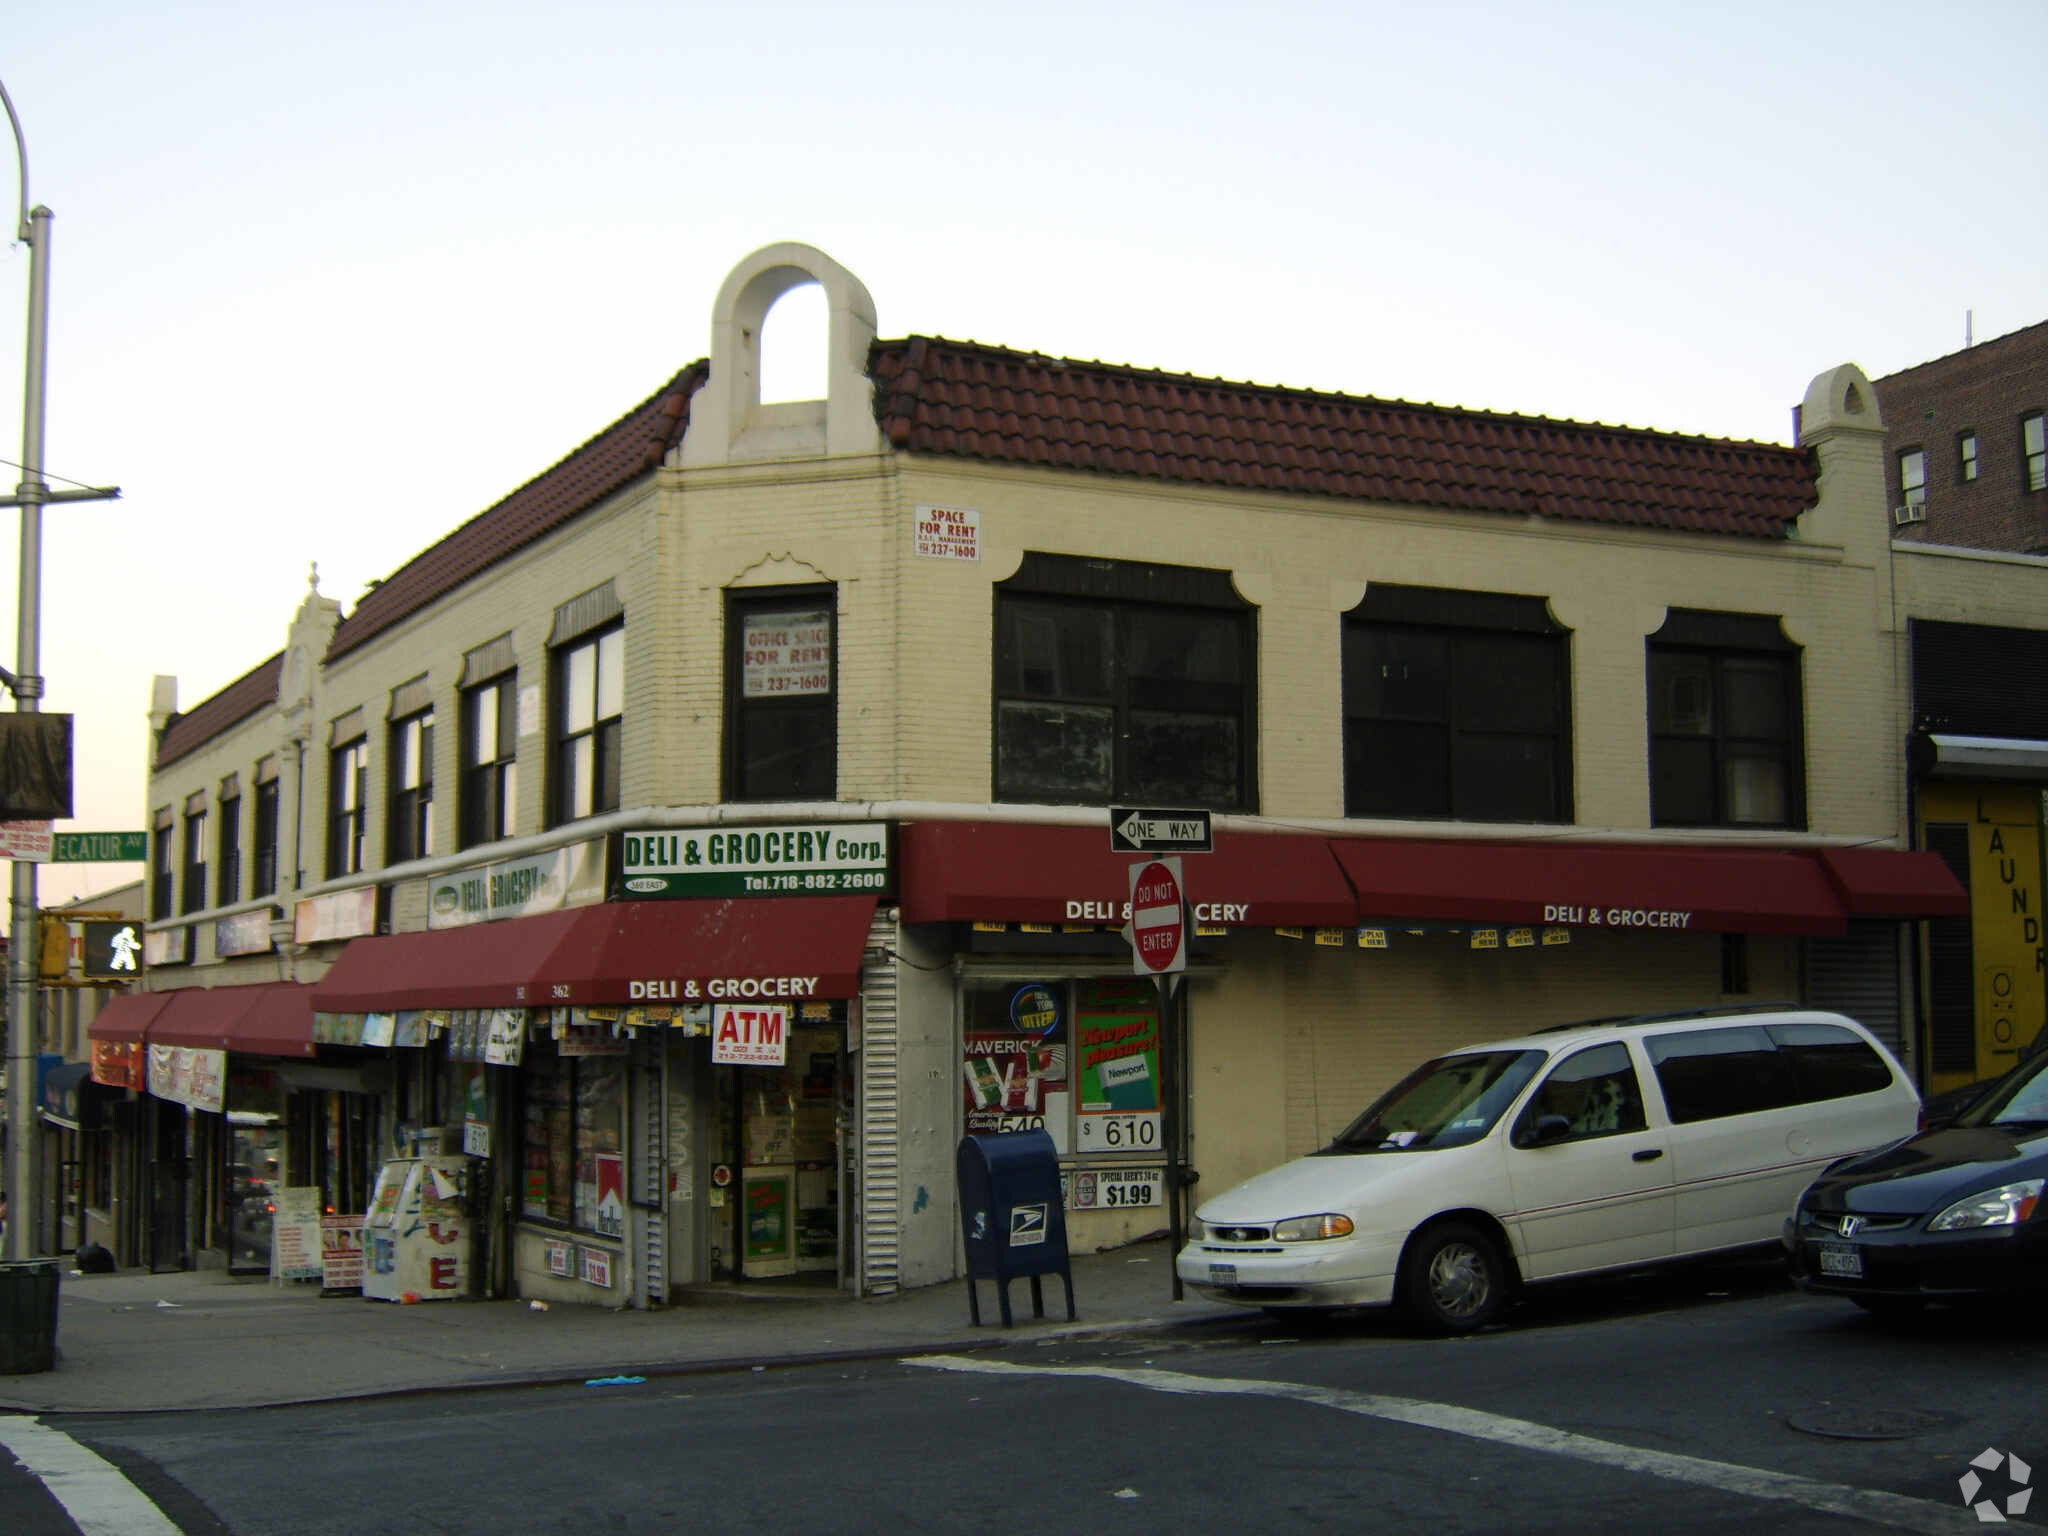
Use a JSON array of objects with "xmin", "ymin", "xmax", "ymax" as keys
[{"xmin": 1176, "ymin": 1005, "xmax": 1919, "ymax": 1331}]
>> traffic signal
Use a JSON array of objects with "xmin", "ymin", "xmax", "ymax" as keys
[
  {"xmin": 80, "ymin": 921, "xmax": 145, "ymax": 980},
  {"xmin": 37, "ymin": 915, "xmax": 69, "ymax": 979}
]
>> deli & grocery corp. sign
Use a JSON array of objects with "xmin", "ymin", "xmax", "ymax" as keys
[{"xmin": 622, "ymin": 822, "xmax": 889, "ymax": 898}]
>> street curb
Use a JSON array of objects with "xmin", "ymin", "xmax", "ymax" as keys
[{"xmin": 0, "ymin": 1310, "xmax": 1247, "ymax": 1418}]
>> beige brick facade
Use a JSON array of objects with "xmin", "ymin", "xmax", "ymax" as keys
[{"xmin": 131, "ymin": 245, "xmax": 2036, "ymax": 1297}]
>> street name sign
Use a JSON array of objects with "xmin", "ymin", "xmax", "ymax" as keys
[
  {"xmin": 53, "ymin": 830, "xmax": 149, "ymax": 862},
  {"xmin": 1128, "ymin": 856, "xmax": 1187, "ymax": 975},
  {"xmin": 1109, "ymin": 807, "xmax": 1212, "ymax": 854}
]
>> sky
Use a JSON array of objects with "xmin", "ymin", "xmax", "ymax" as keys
[{"xmin": 1, "ymin": 0, "xmax": 2043, "ymax": 911}]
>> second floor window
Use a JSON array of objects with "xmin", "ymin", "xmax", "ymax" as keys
[
  {"xmin": 1959, "ymin": 431, "xmax": 1978, "ymax": 483},
  {"xmin": 2025, "ymin": 412, "xmax": 2046, "ymax": 493},
  {"xmin": 388, "ymin": 709, "xmax": 435, "ymax": 864},
  {"xmin": 727, "ymin": 591, "xmax": 836, "ymax": 800},
  {"xmin": 151, "ymin": 819, "xmax": 174, "ymax": 920},
  {"xmin": 552, "ymin": 625, "xmax": 623, "ymax": 825},
  {"xmin": 1342, "ymin": 585, "xmax": 1572, "ymax": 823},
  {"xmin": 216, "ymin": 793, "xmax": 241, "ymax": 906},
  {"xmin": 328, "ymin": 738, "xmax": 368, "ymax": 878},
  {"xmin": 181, "ymin": 808, "xmax": 208, "ymax": 915},
  {"xmin": 253, "ymin": 779, "xmax": 280, "ymax": 896},
  {"xmin": 994, "ymin": 555, "xmax": 1254, "ymax": 810},
  {"xmin": 461, "ymin": 673, "xmax": 518, "ymax": 849},
  {"xmin": 1647, "ymin": 610, "xmax": 1804, "ymax": 830}
]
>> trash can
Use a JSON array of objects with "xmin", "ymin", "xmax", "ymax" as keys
[
  {"xmin": 0, "ymin": 1257, "xmax": 61, "ymax": 1375},
  {"xmin": 957, "ymin": 1129, "xmax": 1077, "ymax": 1327}
]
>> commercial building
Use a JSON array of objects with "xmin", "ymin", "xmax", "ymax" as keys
[{"xmin": 88, "ymin": 244, "xmax": 1981, "ymax": 1303}]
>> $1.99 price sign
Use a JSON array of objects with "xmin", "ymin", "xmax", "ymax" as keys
[{"xmin": 1067, "ymin": 1167, "xmax": 1164, "ymax": 1210}]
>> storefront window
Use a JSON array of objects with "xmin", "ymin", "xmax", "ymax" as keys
[
  {"xmin": 521, "ymin": 1036, "xmax": 625, "ymax": 1235},
  {"xmin": 961, "ymin": 978, "xmax": 1162, "ymax": 1156}
]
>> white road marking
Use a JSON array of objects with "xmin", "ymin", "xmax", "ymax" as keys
[
  {"xmin": 0, "ymin": 1415, "xmax": 182, "ymax": 1535},
  {"xmin": 904, "ymin": 1355, "xmax": 1980, "ymax": 1535}
]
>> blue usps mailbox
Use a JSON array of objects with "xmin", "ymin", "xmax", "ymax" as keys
[{"xmin": 956, "ymin": 1129, "xmax": 1077, "ymax": 1327}]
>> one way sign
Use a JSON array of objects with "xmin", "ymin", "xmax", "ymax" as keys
[{"xmin": 1109, "ymin": 807, "xmax": 1212, "ymax": 854}]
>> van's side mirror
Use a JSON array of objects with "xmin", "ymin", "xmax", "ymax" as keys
[{"xmin": 1519, "ymin": 1113, "xmax": 1573, "ymax": 1147}]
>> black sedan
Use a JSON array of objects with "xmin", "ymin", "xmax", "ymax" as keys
[{"xmin": 1787, "ymin": 1050, "xmax": 2048, "ymax": 1315}]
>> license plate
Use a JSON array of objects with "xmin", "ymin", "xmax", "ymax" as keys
[
  {"xmin": 1208, "ymin": 1262, "xmax": 1238, "ymax": 1285},
  {"xmin": 1817, "ymin": 1244, "xmax": 1864, "ymax": 1279}
]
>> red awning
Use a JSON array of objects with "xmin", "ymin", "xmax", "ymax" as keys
[
  {"xmin": 1816, "ymin": 847, "xmax": 1971, "ymax": 918},
  {"xmin": 311, "ymin": 897, "xmax": 877, "ymax": 1013},
  {"xmin": 897, "ymin": 822, "xmax": 1359, "ymax": 928},
  {"xmin": 311, "ymin": 909, "xmax": 590, "ymax": 1012},
  {"xmin": 148, "ymin": 988, "xmax": 235, "ymax": 1050},
  {"xmin": 1328, "ymin": 837, "xmax": 1851, "ymax": 936},
  {"xmin": 87, "ymin": 990, "xmax": 175, "ymax": 1044}
]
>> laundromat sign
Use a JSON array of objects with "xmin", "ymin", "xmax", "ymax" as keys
[{"xmin": 622, "ymin": 823, "xmax": 889, "ymax": 898}]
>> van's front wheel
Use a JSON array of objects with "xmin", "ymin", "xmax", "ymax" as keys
[{"xmin": 1400, "ymin": 1222, "xmax": 1508, "ymax": 1333}]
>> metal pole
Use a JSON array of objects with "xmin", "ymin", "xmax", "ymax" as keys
[{"xmin": 5, "ymin": 198, "xmax": 50, "ymax": 1262}]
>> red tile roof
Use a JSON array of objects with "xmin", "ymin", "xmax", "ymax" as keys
[
  {"xmin": 155, "ymin": 652, "xmax": 284, "ymax": 768},
  {"xmin": 160, "ymin": 335, "xmax": 1822, "ymax": 766},
  {"xmin": 325, "ymin": 364, "xmax": 705, "ymax": 662},
  {"xmin": 869, "ymin": 337, "xmax": 1817, "ymax": 537}
]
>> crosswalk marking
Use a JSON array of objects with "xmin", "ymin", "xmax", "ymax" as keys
[
  {"xmin": 904, "ymin": 1355, "xmax": 1982, "ymax": 1535},
  {"xmin": 0, "ymin": 1416, "xmax": 182, "ymax": 1536}
]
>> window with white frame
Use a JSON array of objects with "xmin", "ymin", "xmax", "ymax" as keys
[
  {"xmin": 388, "ymin": 707, "xmax": 434, "ymax": 864},
  {"xmin": 328, "ymin": 736, "xmax": 368, "ymax": 878},
  {"xmin": 460, "ymin": 671, "xmax": 517, "ymax": 849},
  {"xmin": 216, "ymin": 788, "xmax": 241, "ymax": 906},
  {"xmin": 181, "ymin": 805, "xmax": 208, "ymax": 916},
  {"xmin": 1959, "ymin": 430, "xmax": 1979, "ymax": 483},
  {"xmin": 1897, "ymin": 447, "xmax": 1927, "ymax": 509},
  {"xmin": 2024, "ymin": 412, "xmax": 2046, "ymax": 493},
  {"xmin": 551, "ymin": 624, "xmax": 623, "ymax": 826}
]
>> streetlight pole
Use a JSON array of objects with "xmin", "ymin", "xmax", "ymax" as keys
[{"xmin": 2, "ymin": 78, "xmax": 117, "ymax": 1260}]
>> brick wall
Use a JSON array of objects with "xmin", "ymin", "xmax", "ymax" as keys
[{"xmin": 1877, "ymin": 320, "xmax": 2048, "ymax": 555}]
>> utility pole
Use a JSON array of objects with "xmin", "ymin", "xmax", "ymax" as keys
[{"xmin": 2, "ymin": 78, "xmax": 119, "ymax": 1259}]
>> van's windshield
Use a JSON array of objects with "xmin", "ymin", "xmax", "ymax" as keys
[{"xmin": 1324, "ymin": 1050, "xmax": 1546, "ymax": 1153}]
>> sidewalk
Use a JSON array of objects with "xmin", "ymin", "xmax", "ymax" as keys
[{"xmin": 0, "ymin": 1238, "xmax": 1242, "ymax": 1415}]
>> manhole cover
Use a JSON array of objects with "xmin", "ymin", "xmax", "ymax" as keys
[{"xmin": 1787, "ymin": 1406, "xmax": 1957, "ymax": 1440}]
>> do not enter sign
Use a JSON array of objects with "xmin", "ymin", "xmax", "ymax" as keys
[{"xmin": 1129, "ymin": 856, "xmax": 1187, "ymax": 975}]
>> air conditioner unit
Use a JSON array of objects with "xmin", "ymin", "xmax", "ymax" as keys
[{"xmin": 1892, "ymin": 503, "xmax": 1927, "ymax": 527}]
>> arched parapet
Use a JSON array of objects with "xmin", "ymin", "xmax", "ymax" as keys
[
  {"xmin": 680, "ymin": 242, "xmax": 883, "ymax": 467},
  {"xmin": 1797, "ymin": 362, "xmax": 1885, "ymax": 444}
]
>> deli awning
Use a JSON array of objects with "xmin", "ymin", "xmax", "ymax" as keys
[
  {"xmin": 135, "ymin": 983, "xmax": 319, "ymax": 1058},
  {"xmin": 87, "ymin": 990, "xmax": 175, "ymax": 1044},
  {"xmin": 1816, "ymin": 847, "xmax": 1970, "ymax": 918},
  {"xmin": 1329, "ymin": 837, "xmax": 1853, "ymax": 936},
  {"xmin": 312, "ymin": 897, "xmax": 878, "ymax": 1013},
  {"xmin": 896, "ymin": 821, "xmax": 1358, "ymax": 928}
]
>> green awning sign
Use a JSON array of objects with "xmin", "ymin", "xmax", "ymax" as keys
[{"xmin": 53, "ymin": 831, "xmax": 149, "ymax": 862}]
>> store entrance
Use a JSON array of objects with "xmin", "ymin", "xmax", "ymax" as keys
[{"xmin": 712, "ymin": 1016, "xmax": 848, "ymax": 1285}]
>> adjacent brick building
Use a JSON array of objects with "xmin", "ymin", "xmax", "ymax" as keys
[{"xmin": 1876, "ymin": 319, "xmax": 2048, "ymax": 554}]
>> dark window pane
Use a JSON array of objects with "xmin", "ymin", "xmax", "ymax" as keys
[
  {"xmin": 1650, "ymin": 652, "xmax": 1714, "ymax": 735},
  {"xmin": 997, "ymin": 602, "xmax": 1113, "ymax": 701},
  {"xmin": 1457, "ymin": 634, "xmax": 1559, "ymax": 734},
  {"xmin": 1348, "ymin": 719, "xmax": 1451, "ymax": 817},
  {"xmin": 1128, "ymin": 711, "xmax": 1240, "ymax": 806},
  {"xmin": 738, "ymin": 704, "xmax": 835, "ymax": 799},
  {"xmin": 1346, "ymin": 629, "xmax": 1449, "ymax": 722},
  {"xmin": 996, "ymin": 701, "xmax": 1113, "ymax": 801},
  {"xmin": 1651, "ymin": 736, "xmax": 1716, "ymax": 825},
  {"xmin": 1127, "ymin": 611, "xmax": 1243, "ymax": 713},
  {"xmin": 1721, "ymin": 658, "xmax": 1787, "ymax": 737},
  {"xmin": 1452, "ymin": 734, "xmax": 1560, "ymax": 823}
]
